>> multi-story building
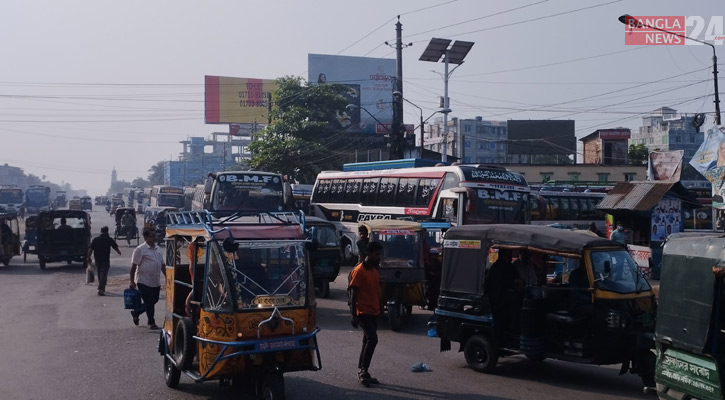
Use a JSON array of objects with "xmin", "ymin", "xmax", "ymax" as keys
[
  {"xmin": 164, "ymin": 132, "xmax": 252, "ymax": 187},
  {"xmin": 630, "ymin": 107, "xmax": 702, "ymax": 157},
  {"xmin": 0, "ymin": 164, "xmax": 25, "ymax": 187},
  {"xmin": 507, "ymin": 120, "xmax": 576, "ymax": 164},
  {"xmin": 423, "ymin": 116, "xmax": 507, "ymax": 163}
]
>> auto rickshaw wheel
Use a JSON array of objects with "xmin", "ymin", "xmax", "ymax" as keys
[
  {"xmin": 637, "ymin": 350, "xmax": 656, "ymax": 388},
  {"xmin": 256, "ymin": 370, "xmax": 285, "ymax": 400},
  {"xmin": 39, "ymin": 257, "xmax": 46, "ymax": 269},
  {"xmin": 464, "ymin": 335, "xmax": 498, "ymax": 373},
  {"xmin": 163, "ymin": 354, "xmax": 181, "ymax": 388},
  {"xmin": 174, "ymin": 317, "xmax": 196, "ymax": 371},
  {"xmin": 2, "ymin": 259, "xmax": 8, "ymax": 266},
  {"xmin": 318, "ymin": 280, "xmax": 330, "ymax": 298},
  {"xmin": 388, "ymin": 301, "xmax": 404, "ymax": 332}
]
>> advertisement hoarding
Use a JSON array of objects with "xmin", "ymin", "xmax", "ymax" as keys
[
  {"xmin": 205, "ymin": 76, "xmax": 277, "ymax": 124},
  {"xmin": 690, "ymin": 125, "xmax": 725, "ymax": 208},
  {"xmin": 308, "ymin": 54, "xmax": 396, "ymax": 134}
]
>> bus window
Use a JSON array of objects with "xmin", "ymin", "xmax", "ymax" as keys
[
  {"xmin": 329, "ymin": 179, "xmax": 346, "ymax": 203},
  {"xmin": 549, "ymin": 197, "xmax": 560, "ymax": 220},
  {"xmin": 345, "ymin": 179, "xmax": 362, "ymax": 204},
  {"xmin": 560, "ymin": 197, "xmax": 571, "ymax": 220},
  {"xmin": 362, "ymin": 178, "xmax": 379, "ymax": 206},
  {"xmin": 378, "ymin": 178, "xmax": 398, "ymax": 206},
  {"xmin": 396, "ymin": 178, "xmax": 418, "ymax": 207},
  {"xmin": 415, "ymin": 178, "xmax": 440, "ymax": 207},
  {"xmin": 440, "ymin": 198, "xmax": 458, "ymax": 224},
  {"xmin": 570, "ymin": 197, "xmax": 579, "ymax": 219},
  {"xmin": 313, "ymin": 180, "xmax": 330, "ymax": 203}
]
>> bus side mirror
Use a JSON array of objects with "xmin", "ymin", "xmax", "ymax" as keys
[
  {"xmin": 283, "ymin": 182, "xmax": 292, "ymax": 210},
  {"xmin": 222, "ymin": 236, "xmax": 239, "ymax": 253}
]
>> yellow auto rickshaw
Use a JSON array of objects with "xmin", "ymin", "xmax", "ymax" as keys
[
  {"xmin": 0, "ymin": 210, "xmax": 21, "ymax": 266},
  {"xmin": 159, "ymin": 210, "xmax": 321, "ymax": 399},
  {"xmin": 359, "ymin": 220, "xmax": 427, "ymax": 331}
]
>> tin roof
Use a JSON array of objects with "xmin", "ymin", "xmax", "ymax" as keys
[{"xmin": 596, "ymin": 181, "xmax": 698, "ymax": 211}]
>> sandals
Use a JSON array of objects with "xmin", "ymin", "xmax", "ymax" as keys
[{"xmin": 358, "ymin": 370, "xmax": 380, "ymax": 387}]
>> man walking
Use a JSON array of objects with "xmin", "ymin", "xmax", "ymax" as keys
[
  {"xmin": 349, "ymin": 241, "xmax": 383, "ymax": 387},
  {"xmin": 88, "ymin": 226, "xmax": 121, "ymax": 296},
  {"xmin": 129, "ymin": 228, "xmax": 165, "ymax": 330},
  {"xmin": 356, "ymin": 225, "xmax": 369, "ymax": 263}
]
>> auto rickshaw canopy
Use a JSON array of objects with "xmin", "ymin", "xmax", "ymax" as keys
[
  {"xmin": 165, "ymin": 211, "xmax": 306, "ymax": 242},
  {"xmin": 360, "ymin": 219, "xmax": 423, "ymax": 234},
  {"xmin": 659, "ymin": 235, "xmax": 724, "ymax": 355},
  {"xmin": 441, "ymin": 224, "xmax": 624, "ymax": 296}
]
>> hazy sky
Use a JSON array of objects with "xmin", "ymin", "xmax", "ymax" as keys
[{"xmin": 0, "ymin": 0, "xmax": 721, "ymax": 195}]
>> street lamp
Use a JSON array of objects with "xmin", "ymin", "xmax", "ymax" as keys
[
  {"xmin": 393, "ymin": 91, "xmax": 426, "ymax": 157},
  {"xmin": 419, "ymin": 38, "xmax": 475, "ymax": 162},
  {"xmin": 618, "ymin": 15, "xmax": 720, "ymax": 124}
]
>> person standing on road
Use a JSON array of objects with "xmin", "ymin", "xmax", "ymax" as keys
[
  {"xmin": 349, "ymin": 241, "xmax": 383, "ymax": 387},
  {"xmin": 609, "ymin": 222, "xmax": 629, "ymax": 245},
  {"xmin": 129, "ymin": 228, "xmax": 165, "ymax": 330},
  {"xmin": 356, "ymin": 225, "xmax": 369, "ymax": 263},
  {"xmin": 88, "ymin": 226, "xmax": 121, "ymax": 296}
]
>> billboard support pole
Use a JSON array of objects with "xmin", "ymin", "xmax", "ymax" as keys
[{"xmin": 393, "ymin": 16, "xmax": 405, "ymax": 160}]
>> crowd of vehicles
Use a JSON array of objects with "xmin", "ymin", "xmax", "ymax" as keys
[{"xmin": 6, "ymin": 159, "xmax": 723, "ymax": 397}]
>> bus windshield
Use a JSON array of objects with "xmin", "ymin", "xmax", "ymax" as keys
[
  {"xmin": 26, "ymin": 190, "xmax": 49, "ymax": 205},
  {"xmin": 226, "ymin": 242, "xmax": 307, "ymax": 310},
  {"xmin": 212, "ymin": 174, "xmax": 283, "ymax": 213},
  {"xmin": 158, "ymin": 194, "xmax": 185, "ymax": 208},
  {"xmin": 0, "ymin": 190, "xmax": 23, "ymax": 203},
  {"xmin": 466, "ymin": 189, "xmax": 527, "ymax": 224}
]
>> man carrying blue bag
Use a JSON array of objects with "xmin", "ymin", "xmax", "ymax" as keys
[{"xmin": 129, "ymin": 228, "xmax": 165, "ymax": 330}]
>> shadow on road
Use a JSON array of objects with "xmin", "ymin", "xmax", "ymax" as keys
[
  {"xmin": 0, "ymin": 261, "xmax": 86, "ymax": 275},
  {"xmin": 158, "ymin": 375, "xmax": 514, "ymax": 400}
]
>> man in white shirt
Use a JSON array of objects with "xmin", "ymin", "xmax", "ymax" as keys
[{"xmin": 129, "ymin": 228, "xmax": 165, "ymax": 329}]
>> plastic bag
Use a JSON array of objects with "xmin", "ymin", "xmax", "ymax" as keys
[{"xmin": 410, "ymin": 362, "xmax": 432, "ymax": 372}]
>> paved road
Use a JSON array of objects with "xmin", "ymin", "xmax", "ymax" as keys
[{"xmin": 0, "ymin": 209, "xmax": 651, "ymax": 400}]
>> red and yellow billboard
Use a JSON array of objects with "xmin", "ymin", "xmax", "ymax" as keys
[{"xmin": 205, "ymin": 75, "xmax": 277, "ymax": 124}]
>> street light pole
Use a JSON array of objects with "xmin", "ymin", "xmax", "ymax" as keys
[
  {"xmin": 619, "ymin": 15, "xmax": 720, "ymax": 124},
  {"xmin": 394, "ymin": 91, "xmax": 426, "ymax": 158},
  {"xmin": 442, "ymin": 51, "xmax": 450, "ymax": 162}
]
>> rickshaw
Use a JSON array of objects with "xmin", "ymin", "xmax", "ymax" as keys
[
  {"xmin": 360, "ymin": 220, "xmax": 427, "ymax": 331},
  {"xmin": 159, "ymin": 210, "xmax": 321, "ymax": 399},
  {"xmin": 22, "ymin": 215, "xmax": 38, "ymax": 262},
  {"xmin": 435, "ymin": 225, "xmax": 656, "ymax": 390},
  {"xmin": 305, "ymin": 217, "xmax": 340, "ymax": 298},
  {"xmin": 35, "ymin": 210, "xmax": 90, "ymax": 269},
  {"xmin": 114, "ymin": 207, "xmax": 139, "ymax": 247},
  {"xmin": 0, "ymin": 210, "xmax": 21, "ymax": 266},
  {"xmin": 654, "ymin": 234, "xmax": 725, "ymax": 399}
]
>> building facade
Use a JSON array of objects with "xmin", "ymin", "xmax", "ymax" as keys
[
  {"xmin": 164, "ymin": 133, "xmax": 252, "ymax": 187},
  {"xmin": 507, "ymin": 120, "xmax": 576, "ymax": 164},
  {"xmin": 423, "ymin": 116, "xmax": 507, "ymax": 163},
  {"xmin": 630, "ymin": 107, "xmax": 702, "ymax": 158},
  {"xmin": 580, "ymin": 128, "xmax": 631, "ymax": 165}
]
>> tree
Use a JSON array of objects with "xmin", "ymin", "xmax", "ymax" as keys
[
  {"xmin": 247, "ymin": 76, "xmax": 349, "ymax": 183},
  {"xmin": 131, "ymin": 177, "xmax": 150, "ymax": 187},
  {"xmin": 628, "ymin": 144, "xmax": 648, "ymax": 165},
  {"xmin": 147, "ymin": 161, "xmax": 165, "ymax": 185}
]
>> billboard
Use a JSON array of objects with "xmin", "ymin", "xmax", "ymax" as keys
[
  {"xmin": 690, "ymin": 125, "xmax": 725, "ymax": 208},
  {"xmin": 205, "ymin": 76, "xmax": 277, "ymax": 124},
  {"xmin": 507, "ymin": 120, "xmax": 576, "ymax": 155},
  {"xmin": 308, "ymin": 54, "xmax": 395, "ymax": 134}
]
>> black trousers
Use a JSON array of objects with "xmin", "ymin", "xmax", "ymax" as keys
[
  {"xmin": 357, "ymin": 314, "xmax": 378, "ymax": 371},
  {"xmin": 137, "ymin": 283, "xmax": 161, "ymax": 325},
  {"xmin": 95, "ymin": 260, "xmax": 110, "ymax": 291}
]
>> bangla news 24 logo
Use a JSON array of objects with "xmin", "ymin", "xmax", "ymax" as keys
[{"xmin": 623, "ymin": 16, "xmax": 725, "ymax": 45}]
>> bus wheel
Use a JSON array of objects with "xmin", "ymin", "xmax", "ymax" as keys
[
  {"xmin": 464, "ymin": 335, "xmax": 498, "ymax": 373},
  {"xmin": 39, "ymin": 258, "xmax": 46, "ymax": 269},
  {"xmin": 174, "ymin": 318, "xmax": 196, "ymax": 371}
]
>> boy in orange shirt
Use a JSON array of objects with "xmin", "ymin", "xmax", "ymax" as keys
[{"xmin": 349, "ymin": 241, "xmax": 383, "ymax": 387}]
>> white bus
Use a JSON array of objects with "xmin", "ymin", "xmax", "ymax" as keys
[
  {"xmin": 310, "ymin": 162, "xmax": 530, "ymax": 263},
  {"xmin": 205, "ymin": 171, "xmax": 291, "ymax": 217},
  {"xmin": 0, "ymin": 186, "xmax": 23, "ymax": 213},
  {"xmin": 149, "ymin": 185, "xmax": 185, "ymax": 209}
]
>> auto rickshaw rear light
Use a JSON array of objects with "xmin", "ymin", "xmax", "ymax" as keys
[{"xmin": 606, "ymin": 310, "xmax": 624, "ymax": 329}]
